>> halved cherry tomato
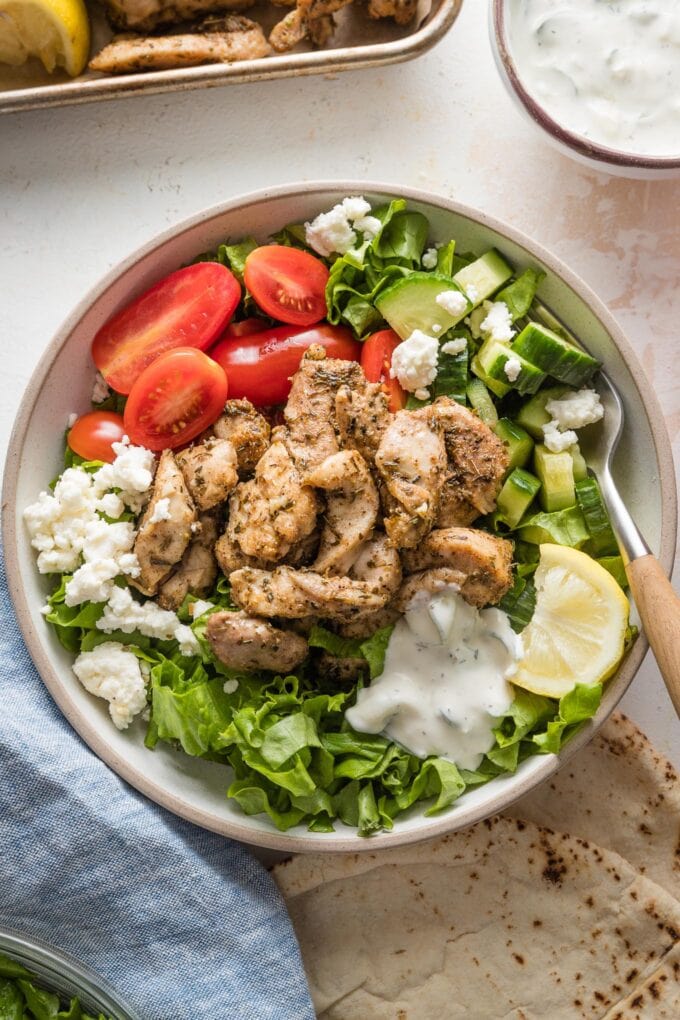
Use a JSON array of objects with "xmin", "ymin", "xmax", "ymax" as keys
[
  {"xmin": 123, "ymin": 348, "xmax": 228, "ymax": 451},
  {"xmin": 221, "ymin": 317, "xmax": 267, "ymax": 339},
  {"xmin": 92, "ymin": 263, "xmax": 241, "ymax": 395},
  {"xmin": 67, "ymin": 411, "xmax": 126, "ymax": 463},
  {"xmin": 210, "ymin": 323, "xmax": 360, "ymax": 407},
  {"xmin": 243, "ymin": 245, "xmax": 329, "ymax": 327},
  {"xmin": 361, "ymin": 329, "xmax": 407, "ymax": 412}
]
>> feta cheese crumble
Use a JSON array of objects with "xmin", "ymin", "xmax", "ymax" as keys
[
  {"xmin": 390, "ymin": 330, "xmax": 439, "ymax": 393},
  {"xmin": 542, "ymin": 422, "xmax": 578, "ymax": 453},
  {"xmin": 435, "ymin": 289, "xmax": 468, "ymax": 319},
  {"xmin": 73, "ymin": 642, "xmax": 147, "ymax": 730},
  {"xmin": 480, "ymin": 301, "xmax": 515, "ymax": 343},
  {"xmin": 190, "ymin": 598, "xmax": 214, "ymax": 619},
  {"xmin": 96, "ymin": 586, "xmax": 199, "ymax": 657},
  {"xmin": 503, "ymin": 355, "xmax": 522, "ymax": 383},
  {"xmin": 304, "ymin": 197, "xmax": 380, "ymax": 258},
  {"xmin": 414, "ymin": 388, "xmax": 430, "ymax": 401},
  {"xmin": 223, "ymin": 679, "xmax": 239, "ymax": 695},
  {"xmin": 545, "ymin": 388, "xmax": 604, "ymax": 430},
  {"xmin": 149, "ymin": 497, "xmax": 172, "ymax": 524},
  {"xmin": 441, "ymin": 337, "xmax": 468, "ymax": 357},
  {"xmin": 91, "ymin": 372, "xmax": 111, "ymax": 405},
  {"xmin": 422, "ymin": 247, "xmax": 438, "ymax": 270},
  {"xmin": 465, "ymin": 284, "xmax": 479, "ymax": 304},
  {"xmin": 93, "ymin": 438, "xmax": 155, "ymax": 513}
]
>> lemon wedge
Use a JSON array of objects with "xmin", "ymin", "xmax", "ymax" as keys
[
  {"xmin": 513, "ymin": 543, "xmax": 629, "ymax": 698},
  {"xmin": 0, "ymin": 0, "xmax": 89, "ymax": 76}
]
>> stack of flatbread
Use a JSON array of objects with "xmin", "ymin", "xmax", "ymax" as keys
[{"xmin": 274, "ymin": 714, "xmax": 680, "ymax": 1018}]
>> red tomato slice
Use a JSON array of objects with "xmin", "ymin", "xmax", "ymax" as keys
[
  {"xmin": 123, "ymin": 348, "xmax": 228, "ymax": 451},
  {"xmin": 221, "ymin": 317, "xmax": 267, "ymax": 339},
  {"xmin": 92, "ymin": 263, "xmax": 241, "ymax": 395},
  {"xmin": 361, "ymin": 329, "xmax": 407, "ymax": 412},
  {"xmin": 243, "ymin": 245, "xmax": 329, "ymax": 327},
  {"xmin": 68, "ymin": 411, "xmax": 126, "ymax": 463},
  {"xmin": 210, "ymin": 323, "xmax": 360, "ymax": 407}
]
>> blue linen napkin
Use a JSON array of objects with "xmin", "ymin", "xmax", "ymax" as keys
[{"xmin": 0, "ymin": 549, "xmax": 315, "ymax": 1020}]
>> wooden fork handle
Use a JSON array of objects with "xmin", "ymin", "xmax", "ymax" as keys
[{"xmin": 626, "ymin": 555, "xmax": 680, "ymax": 717}]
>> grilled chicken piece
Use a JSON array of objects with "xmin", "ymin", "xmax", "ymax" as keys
[
  {"xmin": 400, "ymin": 528, "xmax": 513, "ymax": 608},
  {"xmin": 213, "ymin": 398, "xmax": 271, "ymax": 477},
  {"xmin": 89, "ymin": 16, "xmax": 269, "ymax": 72},
  {"xmin": 306, "ymin": 450, "xmax": 379, "ymax": 575},
  {"xmin": 281, "ymin": 345, "xmax": 364, "ymax": 474},
  {"xmin": 367, "ymin": 0, "xmax": 416, "ymax": 24},
  {"xmin": 422, "ymin": 398, "xmax": 509, "ymax": 527},
  {"xmin": 206, "ymin": 611, "xmax": 308, "ymax": 672},
  {"xmin": 132, "ymin": 450, "xmax": 196, "ymax": 596},
  {"xmin": 157, "ymin": 511, "xmax": 220, "ymax": 610},
  {"xmin": 100, "ymin": 0, "xmax": 254, "ymax": 33},
  {"xmin": 269, "ymin": 0, "xmax": 345, "ymax": 51},
  {"xmin": 316, "ymin": 652, "xmax": 368, "ymax": 684},
  {"xmin": 226, "ymin": 440, "xmax": 318, "ymax": 563},
  {"xmin": 230, "ymin": 535, "xmax": 401, "ymax": 622},
  {"xmin": 335, "ymin": 377, "xmax": 390, "ymax": 465},
  {"xmin": 215, "ymin": 524, "xmax": 319, "ymax": 574},
  {"xmin": 374, "ymin": 407, "xmax": 447, "ymax": 549},
  {"xmin": 336, "ymin": 604, "xmax": 401, "ymax": 640},
  {"xmin": 176, "ymin": 438, "xmax": 238, "ymax": 511}
]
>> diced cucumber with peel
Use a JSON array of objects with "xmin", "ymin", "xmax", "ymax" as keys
[
  {"xmin": 576, "ymin": 476, "xmax": 619, "ymax": 556},
  {"xmin": 517, "ymin": 507, "xmax": 589, "ymax": 548},
  {"xmin": 496, "ymin": 468, "xmax": 541, "ymax": 528},
  {"xmin": 514, "ymin": 385, "xmax": 572, "ymax": 439},
  {"xmin": 476, "ymin": 338, "xmax": 546, "ymax": 395},
  {"xmin": 512, "ymin": 322, "xmax": 600, "ymax": 386},
  {"xmin": 494, "ymin": 418, "xmax": 534, "ymax": 471},
  {"xmin": 466, "ymin": 377, "xmax": 498, "ymax": 425},
  {"xmin": 453, "ymin": 250, "xmax": 513, "ymax": 305},
  {"xmin": 470, "ymin": 355, "xmax": 511, "ymax": 398},
  {"xmin": 534, "ymin": 444, "xmax": 576, "ymax": 512},
  {"xmin": 374, "ymin": 273, "xmax": 470, "ymax": 339},
  {"xmin": 570, "ymin": 442, "xmax": 588, "ymax": 482}
]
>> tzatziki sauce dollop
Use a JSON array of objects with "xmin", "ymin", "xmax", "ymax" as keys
[
  {"xmin": 508, "ymin": 0, "xmax": 680, "ymax": 157},
  {"xmin": 345, "ymin": 590, "xmax": 522, "ymax": 771}
]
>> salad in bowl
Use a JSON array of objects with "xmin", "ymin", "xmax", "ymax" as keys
[{"xmin": 19, "ymin": 193, "xmax": 642, "ymax": 840}]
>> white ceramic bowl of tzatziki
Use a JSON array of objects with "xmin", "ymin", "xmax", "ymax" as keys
[
  {"xmin": 491, "ymin": 0, "xmax": 680, "ymax": 179},
  {"xmin": 3, "ymin": 182, "xmax": 677, "ymax": 854}
]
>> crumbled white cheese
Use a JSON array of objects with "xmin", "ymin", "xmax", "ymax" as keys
[
  {"xmin": 390, "ymin": 330, "xmax": 439, "ymax": 392},
  {"xmin": 503, "ymin": 355, "xmax": 522, "ymax": 382},
  {"xmin": 414, "ymin": 388, "xmax": 430, "ymax": 401},
  {"xmin": 435, "ymin": 289, "xmax": 468, "ymax": 319},
  {"xmin": 96, "ymin": 586, "xmax": 199, "ymax": 656},
  {"xmin": 480, "ymin": 301, "xmax": 515, "ymax": 343},
  {"xmin": 93, "ymin": 438, "xmax": 155, "ymax": 513},
  {"xmin": 190, "ymin": 598, "xmax": 214, "ymax": 619},
  {"xmin": 149, "ymin": 497, "xmax": 171, "ymax": 524},
  {"xmin": 441, "ymin": 337, "xmax": 468, "ymax": 356},
  {"xmin": 465, "ymin": 284, "xmax": 479, "ymax": 304},
  {"xmin": 73, "ymin": 642, "xmax": 147, "ymax": 730},
  {"xmin": 223, "ymin": 679, "xmax": 239, "ymax": 695},
  {"xmin": 65, "ymin": 520, "xmax": 139, "ymax": 607},
  {"xmin": 97, "ymin": 492, "xmax": 125, "ymax": 520},
  {"xmin": 542, "ymin": 421, "xmax": 578, "ymax": 453},
  {"xmin": 304, "ymin": 196, "xmax": 380, "ymax": 257},
  {"xmin": 422, "ymin": 247, "xmax": 438, "ymax": 270},
  {"xmin": 91, "ymin": 372, "xmax": 111, "ymax": 405},
  {"xmin": 545, "ymin": 388, "xmax": 604, "ymax": 430}
]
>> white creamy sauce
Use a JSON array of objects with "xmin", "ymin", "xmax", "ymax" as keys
[
  {"xmin": 509, "ymin": 0, "xmax": 680, "ymax": 156},
  {"xmin": 346, "ymin": 590, "xmax": 522, "ymax": 771}
]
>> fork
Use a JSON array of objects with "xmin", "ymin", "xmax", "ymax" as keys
[{"xmin": 533, "ymin": 302, "xmax": 680, "ymax": 715}]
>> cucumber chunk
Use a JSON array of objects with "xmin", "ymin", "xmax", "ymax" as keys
[
  {"xmin": 534, "ymin": 444, "xmax": 576, "ymax": 512},
  {"xmin": 476, "ymin": 338, "xmax": 546, "ymax": 395},
  {"xmin": 466, "ymin": 377, "xmax": 498, "ymax": 425},
  {"xmin": 575, "ymin": 476, "xmax": 619, "ymax": 556},
  {"xmin": 453, "ymin": 250, "xmax": 513, "ymax": 305},
  {"xmin": 517, "ymin": 507, "xmax": 589, "ymax": 548},
  {"xmin": 494, "ymin": 418, "xmax": 534, "ymax": 471},
  {"xmin": 513, "ymin": 322, "xmax": 600, "ymax": 386},
  {"xmin": 375, "ymin": 273, "xmax": 469, "ymax": 339},
  {"xmin": 496, "ymin": 468, "xmax": 541, "ymax": 528},
  {"xmin": 514, "ymin": 385, "xmax": 572, "ymax": 439},
  {"xmin": 470, "ymin": 355, "xmax": 511, "ymax": 398},
  {"xmin": 570, "ymin": 442, "xmax": 588, "ymax": 482}
]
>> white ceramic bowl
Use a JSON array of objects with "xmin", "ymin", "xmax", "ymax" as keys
[
  {"xmin": 3, "ymin": 182, "xmax": 677, "ymax": 853},
  {"xmin": 489, "ymin": 0, "xmax": 680, "ymax": 180}
]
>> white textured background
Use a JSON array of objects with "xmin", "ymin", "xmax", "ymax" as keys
[{"xmin": 1, "ymin": 1, "xmax": 679, "ymax": 762}]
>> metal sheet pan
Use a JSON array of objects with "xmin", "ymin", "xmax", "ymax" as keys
[{"xmin": 0, "ymin": 0, "xmax": 462, "ymax": 114}]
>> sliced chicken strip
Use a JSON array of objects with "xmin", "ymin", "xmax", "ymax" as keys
[
  {"xmin": 422, "ymin": 397, "xmax": 509, "ymax": 527},
  {"xmin": 230, "ymin": 535, "xmax": 401, "ymax": 622},
  {"xmin": 215, "ymin": 525, "xmax": 319, "ymax": 574},
  {"xmin": 281, "ymin": 345, "xmax": 364, "ymax": 474},
  {"xmin": 269, "ymin": 0, "xmax": 345, "ymax": 51},
  {"xmin": 176, "ymin": 437, "xmax": 238, "ymax": 511},
  {"xmin": 213, "ymin": 398, "xmax": 271, "ymax": 477},
  {"xmin": 374, "ymin": 407, "xmax": 447, "ymax": 549},
  {"xmin": 101, "ymin": 0, "xmax": 254, "ymax": 33},
  {"xmin": 367, "ymin": 0, "xmax": 416, "ymax": 24},
  {"xmin": 335, "ymin": 378, "xmax": 390, "ymax": 465},
  {"xmin": 131, "ymin": 450, "xmax": 196, "ymax": 597},
  {"xmin": 227, "ymin": 439, "xmax": 318, "ymax": 563},
  {"xmin": 399, "ymin": 528, "xmax": 513, "ymax": 608},
  {"xmin": 336, "ymin": 604, "xmax": 401, "ymax": 641},
  {"xmin": 157, "ymin": 511, "xmax": 220, "ymax": 611},
  {"xmin": 90, "ymin": 16, "xmax": 269, "ymax": 72},
  {"xmin": 306, "ymin": 450, "xmax": 379, "ymax": 575},
  {"xmin": 206, "ymin": 611, "xmax": 308, "ymax": 673}
]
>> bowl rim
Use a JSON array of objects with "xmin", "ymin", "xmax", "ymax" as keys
[
  {"xmin": 3, "ymin": 180, "xmax": 677, "ymax": 853},
  {"xmin": 490, "ymin": 0, "xmax": 680, "ymax": 171}
]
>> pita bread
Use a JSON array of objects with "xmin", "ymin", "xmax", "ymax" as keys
[
  {"xmin": 275, "ymin": 815, "xmax": 680, "ymax": 1019},
  {"xmin": 506, "ymin": 712, "xmax": 680, "ymax": 898}
]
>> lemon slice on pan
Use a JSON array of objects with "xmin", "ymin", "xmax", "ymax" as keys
[
  {"xmin": 0, "ymin": 0, "xmax": 89, "ymax": 76},
  {"xmin": 513, "ymin": 543, "xmax": 630, "ymax": 698}
]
